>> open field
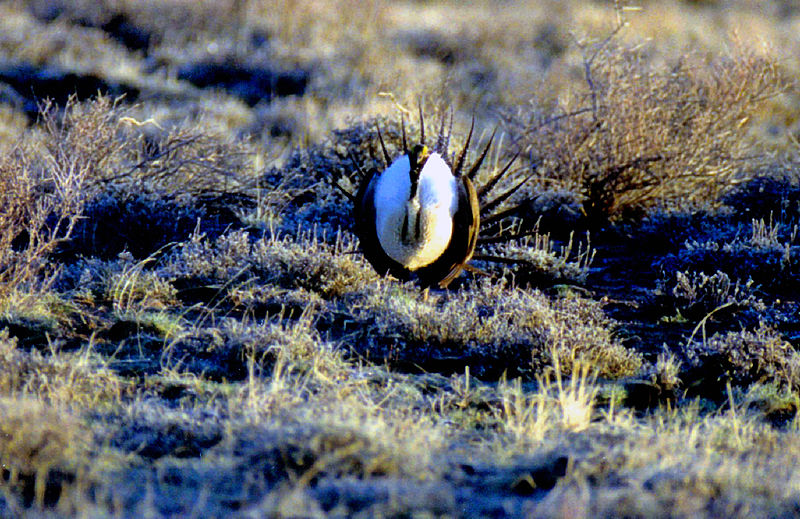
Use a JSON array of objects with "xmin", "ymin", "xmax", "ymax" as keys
[{"xmin": 1, "ymin": 0, "xmax": 800, "ymax": 516}]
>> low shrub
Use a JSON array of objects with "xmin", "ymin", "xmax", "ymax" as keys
[
  {"xmin": 342, "ymin": 279, "xmax": 642, "ymax": 379},
  {"xmin": 657, "ymin": 216, "xmax": 798, "ymax": 298},
  {"xmin": 504, "ymin": 38, "xmax": 787, "ymax": 222},
  {"xmin": 685, "ymin": 324, "xmax": 800, "ymax": 393}
]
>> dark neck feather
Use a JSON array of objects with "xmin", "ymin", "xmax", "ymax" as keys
[{"xmin": 408, "ymin": 144, "xmax": 428, "ymax": 200}]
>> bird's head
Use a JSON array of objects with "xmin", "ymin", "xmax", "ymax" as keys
[{"xmin": 407, "ymin": 143, "xmax": 430, "ymax": 200}]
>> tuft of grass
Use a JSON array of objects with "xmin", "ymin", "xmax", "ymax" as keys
[
  {"xmin": 497, "ymin": 358, "xmax": 599, "ymax": 445},
  {"xmin": 0, "ymin": 396, "xmax": 91, "ymax": 509},
  {"xmin": 0, "ymin": 329, "xmax": 132, "ymax": 408},
  {"xmin": 108, "ymin": 255, "xmax": 179, "ymax": 317}
]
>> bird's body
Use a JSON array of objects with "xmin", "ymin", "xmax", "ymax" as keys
[
  {"xmin": 374, "ymin": 151, "xmax": 458, "ymax": 270},
  {"xmin": 354, "ymin": 136, "xmax": 480, "ymax": 288},
  {"xmin": 349, "ymin": 110, "xmax": 518, "ymax": 289}
]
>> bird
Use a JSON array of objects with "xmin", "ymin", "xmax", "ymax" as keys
[{"xmin": 347, "ymin": 107, "xmax": 525, "ymax": 289}]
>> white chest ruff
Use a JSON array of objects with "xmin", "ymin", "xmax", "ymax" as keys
[{"xmin": 373, "ymin": 153, "xmax": 458, "ymax": 270}]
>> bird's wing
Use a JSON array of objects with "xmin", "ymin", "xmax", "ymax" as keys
[
  {"xmin": 353, "ymin": 169, "xmax": 410, "ymax": 280},
  {"xmin": 419, "ymin": 175, "xmax": 480, "ymax": 288}
]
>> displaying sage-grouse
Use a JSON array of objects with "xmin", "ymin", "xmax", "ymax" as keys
[{"xmin": 344, "ymin": 108, "xmax": 530, "ymax": 288}]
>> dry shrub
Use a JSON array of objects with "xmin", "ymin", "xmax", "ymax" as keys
[
  {"xmin": 0, "ymin": 96, "xmax": 126, "ymax": 298},
  {"xmin": 659, "ymin": 270, "xmax": 763, "ymax": 321},
  {"xmin": 71, "ymin": 115, "xmax": 256, "ymax": 257},
  {"xmin": 505, "ymin": 38, "xmax": 787, "ymax": 221},
  {"xmin": 1, "ymin": 91, "xmax": 260, "ymax": 274},
  {"xmin": 94, "ymin": 124, "xmax": 253, "ymax": 198},
  {"xmin": 73, "ymin": 107, "xmax": 262, "ymax": 257}
]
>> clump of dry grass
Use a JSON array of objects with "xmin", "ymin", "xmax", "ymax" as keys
[
  {"xmin": 56, "ymin": 254, "xmax": 179, "ymax": 315},
  {"xmin": 533, "ymin": 407, "xmax": 800, "ymax": 518},
  {"xmin": 482, "ymin": 228, "xmax": 595, "ymax": 285},
  {"xmin": 160, "ymin": 310, "xmax": 348, "ymax": 383},
  {"xmin": 505, "ymin": 37, "xmax": 788, "ymax": 221},
  {"xmin": 165, "ymin": 228, "xmax": 377, "ymax": 302},
  {"xmin": 496, "ymin": 360, "xmax": 600, "ymax": 445},
  {"xmin": 0, "ymin": 328, "xmax": 132, "ymax": 408},
  {"xmin": 221, "ymin": 350, "xmax": 454, "ymax": 501},
  {"xmin": 0, "ymin": 396, "xmax": 91, "ymax": 509},
  {"xmin": 0, "ymin": 92, "xmax": 266, "ymax": 335}
]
